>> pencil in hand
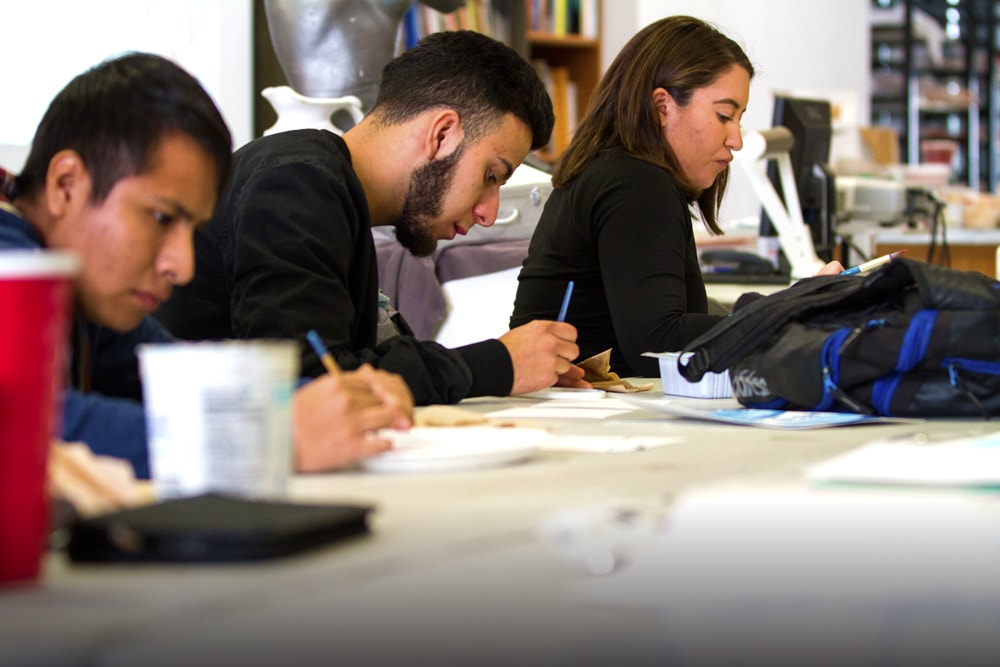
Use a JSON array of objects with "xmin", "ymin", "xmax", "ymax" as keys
[
  {"xmin": 306, "ymin": 329, "xmax": 341, "ymax": 376},
  {"xmin": 840, "ymin": 250, "xmax": 906, "ymax": 276}
]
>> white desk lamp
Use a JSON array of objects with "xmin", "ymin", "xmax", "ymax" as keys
[{"xmin": 734, "ymin": 127, "xmax": 826, "ymax": 279}]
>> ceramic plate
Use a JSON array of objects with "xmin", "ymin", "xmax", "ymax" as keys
[
  {"xmin": 360, "ymin": 427, "xmax": 550, "ymax": 474},
  {"xmin": 519, "ymin": 387, "xmax": 607, "ymax": 400}
]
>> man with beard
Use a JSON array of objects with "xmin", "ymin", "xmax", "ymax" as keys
[{"xmin": 158, "ymin": 30, "xmax": 588, "ymax": 405}]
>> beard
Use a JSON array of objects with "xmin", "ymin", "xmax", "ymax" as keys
[{"xmin": 393, "ymin": 145, "xmax": 464, "ymax": 257}]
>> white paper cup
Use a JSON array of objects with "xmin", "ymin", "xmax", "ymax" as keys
[{"xmin": 138, "ymin": 340, "xmax": 299, "ymax": 500}]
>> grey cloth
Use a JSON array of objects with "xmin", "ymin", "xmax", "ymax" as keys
[
  {"xmin": 373, "ymin": 229, "xmax": 447, "ymax": 340},
  {"xmin": 374, "ymin": 227, "xmax": 531, "ymax": 340}
]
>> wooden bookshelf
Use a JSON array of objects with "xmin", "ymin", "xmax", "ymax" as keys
[
  {"xmin": 518, "ymin": 1, "xmax": 602, "ymax": 162},
  {"xmin": 528, "ymin": 32, "xmax": 600, "ymax": 161}
]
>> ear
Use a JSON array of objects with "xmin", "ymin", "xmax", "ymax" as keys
[
  {"xmin": 422, "ymin": 109, "xmax": 464, "ymax": 160},
  {"xmin": 652, "ymin": 87, "xmax": 672, "ymax": 128},
  {"xmin": 44, "ymin": 149, "xmax": 90, "ymax": 218}
]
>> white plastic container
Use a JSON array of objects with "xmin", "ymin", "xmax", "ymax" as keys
[{"xmin": 643, "ymin": 351, "xmax": 732, "ymax": 399}]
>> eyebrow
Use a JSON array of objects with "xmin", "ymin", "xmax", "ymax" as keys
[
  {"xmin": 497, "ymin": 157, "xmax": 515, "ymax": 183},
  {"xmin": 155, "ymin": 197, "xmax": 205, "ymax": 225},
  {"xmin": 714, "ymin": 97, "xmax": 744, "ymax": 111}
]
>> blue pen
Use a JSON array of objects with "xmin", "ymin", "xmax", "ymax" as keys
[{"xmin": 557, "ymin": 280, "xmax": 575, "ymax": 322}]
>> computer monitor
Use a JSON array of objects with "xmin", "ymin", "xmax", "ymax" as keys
[{"xmin": 760, "ymin": 96, "xmax": 836, "ymax": 264}]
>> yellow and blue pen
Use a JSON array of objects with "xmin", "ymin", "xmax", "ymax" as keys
[
  {"xmin": 840, "ymin": 250, "xmax": 905, "ymax": 276},
  {"xmin": 306, "ymin": 329, "xmax": 341, "ymax": 376}
]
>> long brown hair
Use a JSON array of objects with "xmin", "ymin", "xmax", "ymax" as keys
[{"xmin": 553, "ymin": 15, "xmax": 754, "ymax": 234}]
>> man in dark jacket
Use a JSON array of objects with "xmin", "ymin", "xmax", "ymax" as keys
[
  {"xmin": 1, "ymin": 53, "xmax": 412, "ymax": 477},
  {"xmin": 158, "ymin": 30, "xmax": 588, "ymax": 405}
]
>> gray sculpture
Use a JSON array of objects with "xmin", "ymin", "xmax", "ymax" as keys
[{"xmin": 264, "ymin": 0, "xmax": 465, "ymax": 112}]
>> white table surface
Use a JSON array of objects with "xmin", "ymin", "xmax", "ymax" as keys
[{"xmin": 3, "ymin": 387, "xmax": 1000, "ymax": 666}]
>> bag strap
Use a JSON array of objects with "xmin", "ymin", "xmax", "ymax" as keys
[
  {"xmin": 679, "ymin": 276, "xmax": 851, "ymax": 380},
  {"xmin": 905, "ymin": 256, "xmax": 1000, "ymax": 310}
]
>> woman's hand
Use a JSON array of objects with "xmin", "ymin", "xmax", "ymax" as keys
[{"xmin": 816, "ymin": 260, "xmax": 845, "ymax": 276}]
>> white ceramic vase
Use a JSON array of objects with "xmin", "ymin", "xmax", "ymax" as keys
[
  {"xmin": 262, "ymin": 0, "xmax": 465, "ymax": 111},
  {"xmin": 260, "ymin": 85, "xmax": 363, "ymax": 136}
]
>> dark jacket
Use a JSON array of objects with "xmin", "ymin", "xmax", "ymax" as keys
[{"xmin": 158, "ymin": 129, "xmax": 514, "ymax": 405}]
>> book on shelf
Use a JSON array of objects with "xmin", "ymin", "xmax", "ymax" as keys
[
  {"xmin": 555, "ymin": 79, "xmax": 578, "ymax": 159},
  {"xmin": 441, "ymin": 6, "xmax": 461, "ymax": 30},
  {"xmin": 529, "ymin": 0, "xmax": 597, "ymax": 36},
  {"xmin": 553, "ymin": 0, "xmax": 568, "ymax": 36},
  {"xmin": 550, "ymin": 66, "xmax": 572, "ymax": 153},
  {"xmin": 465, "ymin": 0, "xmax": 480, "ymax": 32},
  {"xmin": 529, "ymin": 0, "xmax": 551, "ymax": 32},
  {"xmin": 579, "ymin": 0, "xmax": 598, "ymax": 38},
  {"xmin": 532, "ymin": 58, "xmax": 578, "ymax": 158},
  {"xmin": 532, "ymin": 59, "xmax": 554, "ymax": 154},
  {"xmin": 403, "ymin": 4, "xmax": 422, "ymax": 49},
  {"xmin": 403, "ymin": 1, "xmax": 513, "ymax": 45}
]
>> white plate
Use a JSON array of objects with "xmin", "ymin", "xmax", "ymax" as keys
[
  {"xmin": 360, "ymin": 427, "xmax": 550, "ymax": 474},
  {"xmin": 519, "ymin": 387, "xmax": 607, "ymax": 400}
]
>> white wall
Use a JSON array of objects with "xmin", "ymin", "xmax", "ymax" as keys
[
  {"xmin": 0, "ymin": 0, "xmax": 253, "ymax": 173},
  {"xmin": 601, "ymin": 0, "xmax": 872, "ymax": 225},
  {"xmin": 1, "ymin": 0, "xmax": 870, "ymax": 229}
]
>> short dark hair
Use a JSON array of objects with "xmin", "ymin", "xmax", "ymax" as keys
[
  {"xmin": 554, "ymin": 16, "xmax": 755, "ymax": 234},
  {"xmin": 16, "ymin": 52, "xmax": 232, "ymax": 203},
  {"xmin": 368, "ymin": 30, "xmax": 554, "ymax": 151}
]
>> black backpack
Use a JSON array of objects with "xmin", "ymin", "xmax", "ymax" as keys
[{"xmin": 680, "ymin": 257, "xmax": 1000, "ymax": 418}]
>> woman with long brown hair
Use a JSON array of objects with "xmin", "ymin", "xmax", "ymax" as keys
[{"xmin": 511, "ymin": 15, "xmax": 840, "ymax": 377}]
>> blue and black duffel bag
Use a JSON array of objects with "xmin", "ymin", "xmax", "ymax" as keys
[{"xmin": 680, "ymin": 257, "xmax": 1000, "ymax": 418}]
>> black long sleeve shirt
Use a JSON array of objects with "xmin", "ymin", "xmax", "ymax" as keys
[
  {"xmin": 511, "ymin": 150, "xmax": 722, "ymax": 377},
  {"xmin": 158, "ymin": 129, "xmax": 512, "ymax": 404}
]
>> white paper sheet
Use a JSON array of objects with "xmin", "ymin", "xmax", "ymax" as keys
[
  {"xmin": 486, "ymin": 398, "xmax": 635, "ymax": 421},
  {"xmin": 541, "ymin": 434, "xmax": 681, "ymax": 454},
  {"xmin": 806, "ymin": 431, "xmax": 1000, "ymax": 486}
]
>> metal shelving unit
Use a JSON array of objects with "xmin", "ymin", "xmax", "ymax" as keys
[{"xmin": 871, "ymin": 0, "xmax": 998, "ymax": 191}]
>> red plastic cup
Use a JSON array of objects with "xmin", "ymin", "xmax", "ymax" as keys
[{"xmin": 0, "ymin": 250, "xmax": 77, "ymax": 585}]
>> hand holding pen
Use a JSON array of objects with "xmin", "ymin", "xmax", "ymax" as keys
[
  {"xmin": 840, "ymin": 250, "xmax": 906, "ymax": 276},
  {"xmin": 294, "ymin": 330, "xmax": 412, "ymax": 472},
  {"xmin": 306, "ymin": 329, "xmax": 341, "ymax": 376},
  {"xmin": 306, "ymin": 328, "xmax": 411, "ymax": 423},
  {"xmin": 499, "ymin": 280, "xmax": 589, "ymax": 393}
]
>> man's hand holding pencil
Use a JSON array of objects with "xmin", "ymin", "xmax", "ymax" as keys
[{"xmin": 291, "ymin": 331, "xmax": 414, "ymax": 473}]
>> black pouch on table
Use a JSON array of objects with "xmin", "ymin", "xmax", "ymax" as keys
[{"xmin": 66, "ymin": 493, "xmax": 373, "ymax": 563}]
